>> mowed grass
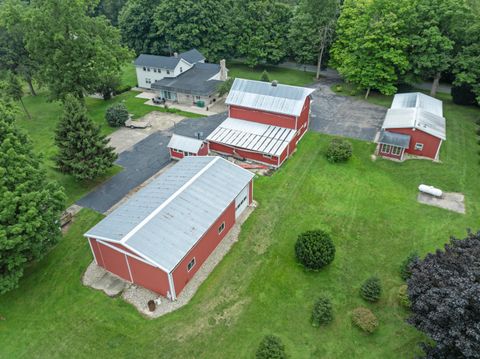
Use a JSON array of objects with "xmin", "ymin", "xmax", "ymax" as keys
[{"xmin": 1, "ymin": 95, "xmax": 479, "ymax": 358}]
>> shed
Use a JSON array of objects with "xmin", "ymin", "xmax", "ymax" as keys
[
  {"xmin": 167, "ymin": 134, "xmax": 209, "ymax": 159},
  {"xmin": 84, "ymin": 156, "xmax": 254, "ymax": 300}
]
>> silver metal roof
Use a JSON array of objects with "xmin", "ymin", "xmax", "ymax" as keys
[
  {"xmin": 84, "ymin": 156, "xmax": 254, "ymax": 272},
  {"xmin": 382, "ymin": 108, "xmax": 446, "ymax": 140},
  {"xmin": 167, "ymin": 134, "xmax": 204, "ymax": 153},
  {"xmin": 378, "ymin": 130, "xmax": 410, "ymax": 148},
  {"xmin": 206, "ymin": 117, "xmax": 296, "ymax": 157},
  {"xmin": 391, "ymin": 92, "xmax": 443, "ymax": 117},
  {"xmin": 226, "ymin": 78, "xmax": 315, "ymax": 117}
]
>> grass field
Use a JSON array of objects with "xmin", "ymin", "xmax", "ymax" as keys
[
  {"xmin": 1, "ymin": 93, "xmax": 479, "ymax": 358},
  {"xmin": 228, "ymin": 62, "xmax": 315, "ymax": 86}
]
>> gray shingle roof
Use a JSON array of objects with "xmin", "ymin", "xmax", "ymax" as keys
[
  {"xmin": 134, "ymin": 48, "xmax": 205, "ymax": 69},
  {"xmin": 378, "ymin": 130, "xmax": 411, "ymax": 148},
  {"xmin": 84, "ymin": 156, "xmax": 254, "ymax": 272},
  {"xmin": 179, "ymin": 48, "xmax": 205, "ymax": 64}
]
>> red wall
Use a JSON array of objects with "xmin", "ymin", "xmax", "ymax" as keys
[
  {"xmin": 209, "ymin": 141, "xmax": 279, "ymax": 167},
  {"xmin": 389, "ymin": 128, "xmax": 441, "ymax": 159},
  {"xmin": 170, "ymin": 148, "xmax": 184, "ymax": 160},
  {"xmin": 229, "ymin": 105, "xmax": 297, "ymax": 129},
  {"xmin": 127, "ymin": 256, "xmax": 170, "ymax": 297},
  {"xmin": 198, "ymin": 142, "xmax": 209, "ymax": 156},
  {"xmin": 169, "ymin": 142, "xmax": 209, "ymax": 160},
  {"xmin": 171, "ymin": 200, "xmax": 237, "ymax": 295},
  {"xmin": 296, "ymin": 97, "xmax": 311, "ymax": 131},
  {"xmin": 96, "ymin": 241, "xmax": 131, "ymax": 282}
]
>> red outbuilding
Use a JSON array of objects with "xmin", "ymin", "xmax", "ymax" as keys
[
  {"xmin": 207, "ymin": 78, "xmax": 315, "ymax": 168},
  {"xmin": 167, "ymin": 134, "xmax": 209, "ymax": 160},
  {"xmin": 84, "ymin": 156, "xmax": 254, "ymax": 300},
  {"xmin": 376, "ymin": 93, "xmax": 446, "ymax": 161}
]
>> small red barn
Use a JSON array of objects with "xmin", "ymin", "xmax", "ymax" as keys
[
  {"xmin": 84, "ymin": 156, "xmax": 254, "ymax": 300},
  {"xmin": 376, "ymin": 93, "xmax": 446, "ymax": 161},
  {"xmin": 167, "ymin": 134, "xmax": 208, "ymax": 160},
  {"xmin": 207, "ymin": 78, "xmax": 315, "ymax": 167}
]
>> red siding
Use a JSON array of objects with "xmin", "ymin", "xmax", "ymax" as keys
[
  {"xmin": 89, "ymin": 238, "xmax": 104, "ymax": 267},
  {"xmin": 170, "ymin": 148, "xmax": 184, "ymax": 160},
  {"xmin": 229, "ymin": 105, "xmax": 296, "ymax": 129},
  {"xmin": 389, "ymin": 128, "xmax": 441, "ymax": 159},
  {"xmin": 198, "ymin": 142, "xmax": 209, "ymax": 156},
  {"xmin": 296, "ymin": 96, "xmax": 311, "ymax": 131},
  {"xmin": 127, "ymin": 256, "xmax": 170, "ymax": 297},
  {"xmin": 97, "ymin": 241, "xmax": 131, "ymax": 282},
  {"xmin": 170, "ymin": 142, "xmax": 209, "ymax": 160},
  {"xmin": 172, "ymin": 201, "xmax": 236, "ymax": 295},
  {"xmin": 209, "ymin": 141, "xmax": 279, "ymax": 166}
]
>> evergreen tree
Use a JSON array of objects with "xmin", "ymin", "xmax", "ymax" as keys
[
  {"xmin": 0, "ymin": 100, "xmax": 65, "ymax": 294},
  {"xmin": 260, "ymin": 70, "xmax": 270, "ymax": 82},
  {"xmin": 55, "ymin": 95, "xmax": 117, "ymax": 181}
]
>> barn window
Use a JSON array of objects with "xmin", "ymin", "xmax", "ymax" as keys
[
  {"xmin": 218, "ymin": 222, "xmax": 225, "ymax": 234},
  {"xmin": 391, "ymin": 146, "xmax": 402, "ymax": 156},
  {"xmin": 262, "ymin": 154, "xmax": 273, "ymax": 159},
  {"xmin": 380, "ymin": 144, "xmax": 391, "ymax": 154},
  {"xmin": 415, "ymin": 143, "xmax": 424, "ymax": 151},
  {"xmin": 187, "ymin": 258, "xmax": 196, "ymax": 272}
]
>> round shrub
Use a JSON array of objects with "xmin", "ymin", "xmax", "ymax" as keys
[
  {"xmin": 256, "ymin": 335, "xmax": 287, "ymax": 359},
  {"xmin": 325, "ymin": 138, "xmax": 353, "ymax": 163},
  {"xmin": 400, "ymin": 252, "xmax": 419, "ymax": 280},
  {"xmin": 360, "ymin": 277, "xmax": 382, "ymax": 302},
  {"xmin": 398, "ymin": 285, "xmax": 410, "ymax": 308},
  {"xmin": 351, "ymin": 307, "xmax": 378, "ymax": 334},
  {"xmin": 311, "ymin": 296, "xmax": 333, "ymax": 327},
  {"xmin": 295, "ymin": 230, "xmax": 335, "ymax": 270},
  {"xmin": 105, "ymin": 103, "xmax": 129, "ymax": 127}
]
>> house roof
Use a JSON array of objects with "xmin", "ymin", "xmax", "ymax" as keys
[
  {"xmin": 382, "ymin": 108, "xmax": 446, "ymax": 140},
  {"xmin": 391, "ymin": 92, "xmax": 443, "ymax": 117},
  {"xmin": 84, "ymin": 156, "xmax": 254, "ymax": 273},
  {"xmin": 134, "ymin": 48, "xmax": 205, "ymax": 69},
  {"xmin": 167, "ymin": 134, "xmax": 204, "ymax": 153},
  {"xmin": 206, "ymin": 117, "xmax": 296, "ymax": 157},
  {"xmin": 151, "ymin": 62, "xmax": 222, "ymax": 96},
  {"xmin": 378, "ymin": 130, "xmax": 411, "ymax": 148},
  {"xmin": 226, "ymin": 78, "xmax": 315, "ymax": 117}
]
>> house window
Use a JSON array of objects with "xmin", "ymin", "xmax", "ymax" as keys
[
  {"xmin": 380, "ymin": 144, "xmax": 391, "ymax": 154},
  {"xmin": 180, "ymin": 67, "xmax": 183, "ymax": 73},
  {"xmin": 166, "ymin": 70, "xmax": 170, "ymax": 75},
  {"xmin": 187, "ymin": 258, "xmax": 195, "ymax": 272},
  {"xmin": 158, "ymin": 69, "xmax": 161, "ymax": 73},
  {"xmin": 142, "ymin": 66, "xmax": 146, "ymax": 71},
  {"xmin": 415, "ymin": 143, "xmax": 424, "ymax": 151},
  {"xmin": 153, "ymin": 68, "xmax": 157, "ymax": 73},
  {"xmin": 195, "ymin": 95, "xmax": 201, "ymax": 101},
  {"xmin": 147, "ymin": 67, "xmax": 151, "ymax": 72},
  {"xmin": 145, "ymin": 78, "xmax": 151, "ymax": 84},
  {"xmin": 391, "ymin": 146, "xmax": 402, "ymax": 156},
  {"xmin": 218, "ymin": 222, "xmax": 225, "ymax": 234}
]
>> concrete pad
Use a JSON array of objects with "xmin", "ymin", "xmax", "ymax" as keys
[
  {"xmin": 417, "ymin": 192, "xmax": 465, "ymax": 214},
  {"xmin": 83, "ymin": 263, "xmax": 126, "ymax": 297},
  {"xmin": 135, "ymin": 91, "xmax": 156, "ymax": 99}
]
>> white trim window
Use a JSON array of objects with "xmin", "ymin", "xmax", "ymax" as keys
[
  {"xmin": 262, "ymin": 154, "xmax": 273, "ymax": 159},
  {"xmin": 147, "ymin": 67, "xmax": 151, "ymax": 72},
  {"xmin": 391, "ymin": 146, "xmax": 402, "ymax": 156},
  {"xmin": 380, "ymin": 144, "xmax": 391, "ymax": 154},
  {"xmin": 414, "ymin": 143, "xmax": 424, "ymax": 151},
  {"xmin": 187, "ymin": 258, "xmax": 196, "ymax": 272},
  {"xmin": 145, "ymin": 78, "xmax": 151, "ymax": 84},
  {"xmin": 218, "ymin": 222, "xmax": 225, "ymax": 234},
  {"xmin": 166, "ymin": 70, "xmax": 170, "ymax": 75}
]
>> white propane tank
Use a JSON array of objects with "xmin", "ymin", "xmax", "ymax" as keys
[{"xmin": 418, "ymin": 184, "xmax": 443, "ymax": 197}]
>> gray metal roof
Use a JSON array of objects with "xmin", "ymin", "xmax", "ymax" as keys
[
  {"xmin": 206, "ymin": 117, "xmax": 295, "ymax": 157},
  {"xmin": 134, "ymin": 48, "xmax": 205, "ymax": 69},
  {"xmin": 391, "ymin": 92, "xmax": 443, "ymax": 117},
  {"xmin": 151, "ymin": 62, "xmax": 222, "ymax": 96},
  {"xmin": 167, "ymin": 134, "xmax": 204, "ymax": 153},
  {"xmin": 382, "ymin": 108, "xmax": 446, "ymax": 140},
  {"xmin": 226, "ymin": 78, "xmax": 315, "ymax": 117},
  {"xmin": 378, "ymin": 130, "xmax": 410, "ymax": 148},
  {"xmin": 84, "ymin": 157, "xmax": 254, "ymax": 272}
]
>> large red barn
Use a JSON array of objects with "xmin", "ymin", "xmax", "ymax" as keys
[
  {"xmin": 207, "ymin": 78, "xmax": 315, "ymax": 168},
  {"xmin": 84, "ymin": 156, "xmax": 254, "ymax": 300}
]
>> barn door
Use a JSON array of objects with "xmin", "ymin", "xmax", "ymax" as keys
[{"xmin": 235, "ymin": 185, "xmax": 249, "ymax": 219}]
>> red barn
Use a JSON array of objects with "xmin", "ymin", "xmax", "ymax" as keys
[
  {"xmin": 167, "ymin": 134, "xmax": 209, "ymax": 160},
  {"xmin": 84, "ymin": 156, "xmax": 254, "ymax": 300},
  {"xmin": 207, "ymin": 78, "xmax": 315, "ymax": 167},
  {"xmin": 376, "ymin": 93, "xmax": 446, "ymax": 161}
]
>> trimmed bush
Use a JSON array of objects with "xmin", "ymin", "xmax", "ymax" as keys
[
  {"xmin": 326, "ymin": 138, "xmax": 353, "ymax": 163},
  {"xmin": 256, "ymin": 335, "xmax": 287, "ymax": 359},
  {"xmin": 295, "ymin": 230, "xmax": 335, "ymax": 270},
  {"xmin": 311, "ymin": 296, "xmax": 333, "ymax": 327},
  {"xmin": 360, "ymin": 277, "xmax": 382, "ymax": 302},
  {"xmin": 451, "ymin": 84, "xmax": 477, "ymax": 106},
  {"xmin": 398, "ymin": 285, "xmax": 410, "ymax": 308},
  {"xmin": 352, "ymin": 307, "xmax": 378, "ymax": 334},
  {"xmin": 400, "ymin": 251, "xmax": 419, "ymax": 280},
  {"xmin": 106, "ymin": 103, "xmax": 129, "ymax": 127},
  {"xmin": 260, "ymin": 70, "xmax": 271, "ymax": 82},
  {"xmin": 113, "ymin": 84, "xmax": 132, "ymax": 96}
]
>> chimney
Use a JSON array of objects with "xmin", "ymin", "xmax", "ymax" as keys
[
  {"xmin": 271, "ymin": 80, "xmax": 278, "ymax": 87},
  {"xmin": 173, "ymin": 52, "xmax": 178, "ymax": 58},
  {"xmin": 219, "ymin": 59, "xmax": 227, "ymax": 81}
]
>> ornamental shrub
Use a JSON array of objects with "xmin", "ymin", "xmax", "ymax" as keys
[
  {"xmin": 360, "ymin": 277, "xmax": 382, "ymax": 302},
  {"xmin": 398, "ymin": 285, "xmax": 410, "ymax": 308},
  {"xmin": 260, "ymin": 70, "xmax": 271, "ymax": 82},
  {"xmin": 106, "ymin": 103, "xmax": 129, "ymax": 127},
  {"xmin": 256, "ymin": 335, "xmax": 287, "ymax": 359},
  {"xmin": 352, "ymin": 307, "xmax": 378, "ymax": 334},
  {"xmin": 325, "ymin": 138, "xmax": 353, "ymax": 163},
  {"xmin": 311, "ymin": 296, "xmax": 333, "ymax": 327},
  {"xmin": 400, "ymin": 252, "xmax": 419, "ymax": 280},
  {"xmin": 295, "ymin": 230, "xmax": 335, "ymax": 270}
]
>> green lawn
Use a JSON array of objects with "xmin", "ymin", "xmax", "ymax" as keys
[
  {"xmin": 1, "ymin": 94, "xmax": 479, "ymax": 357},
  {"xmin": 228, "ymin": 62, "xmax": 316, "ymax": 86}
]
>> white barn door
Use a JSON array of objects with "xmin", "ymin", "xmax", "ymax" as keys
[{"xmin": 235, "ymin": 184, "xmax": 249, "ymax": 219}]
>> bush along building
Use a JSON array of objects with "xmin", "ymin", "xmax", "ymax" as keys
[
  {"xmin": 207, "ymin": 78, "xmax": 315, "ymax": 168},
  {"xmin": 134, "ymin": 48, "xmax": 228, "ymax": 108}
]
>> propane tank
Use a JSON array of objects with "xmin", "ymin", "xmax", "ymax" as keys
[{"xmin": 418, "ymin": 184, "xmax": 443, "ymax": 197}]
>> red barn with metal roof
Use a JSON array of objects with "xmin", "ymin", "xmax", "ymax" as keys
[{"xmin": 167, "ymin": 134, "xmax": 209, "ymax": 160}]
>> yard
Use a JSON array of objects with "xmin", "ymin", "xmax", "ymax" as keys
[
  {"xmin": 228, "ymin": 62, "xmax": 315, "ymax": 86},
  {"xmin": 1, "ymin": 95, "xmax": 478, "ymax": 358}
]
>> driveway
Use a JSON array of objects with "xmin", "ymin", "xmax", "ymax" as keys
[
  {"xmin": 309, "ymin": 80, "xmax": 387, "ymax": 141},
  {"xmin": 77, "ymin": 112, "xmax": 227, "ymax": 213}
]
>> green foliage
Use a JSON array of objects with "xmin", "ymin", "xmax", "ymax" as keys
[
  {"xmin": 398, "ymin": 285, "xmax": 410, "ymax": 308},
  {"xmin": 325, "ymin": 138, "xmax": 352, "ymax": 163},
  {"xmin": 400, "ymin": 251, "xmax": 419, "ymax": 280},
  {"xmin": 256, "ymin": 335, "xmax": 287, "ymax": 359},
  {"xmin": 95, "ymin": 76, "xmax": 121, "ymax": 101},
  {"xmin": 360, "ymin": 277, "xmax": 382, "ymax": 302},
  {"xmin": 217, "ymin": 77, "xmax": 234, "ymax": 97},
  {"xmin": 295, "ymin": 229, "xmax": 335, "ymax": 270},
  {"xmin": 352, "ymin": 307, "xmax": 379, "ymax": 334},
  {"xmin": 105, "ymin": 103, "xmax": 129, "ymax": 127},
  {"xmin": 454, "ymin": 23, "xmax": 480, "ymax": 104},
  {"xmin": 55, "ymin": 95, "xmax": 117, "ymax": 181},
  {"xmin": 311, "ymin": 296, "xmax": 333, "ymax": 327},
  {"xmin": 260, "ymin": 70, "xmax": 270, "ymax": 82},
  {"xmin": 113, "ymin": 84, "xmax": 132, "ymax": 96},
  {"xmin": 451, "ymin": 84, "xmax": 477, "ymax": 106},
  {"xmin": 94, "ymin": 0, "xmax": 127, "ymax": 26},
  {"xmin": 0, "ymin": 100, "xmax": 65, "ymax": 294}
]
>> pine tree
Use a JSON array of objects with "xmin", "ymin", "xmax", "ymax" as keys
[
  {"xmin": 0, "ymin": 100, "xmax": 65, "ymax": 294},
  {"xmin": 55, "ymin": 95, "xmax": 117, "ymax": 181},
  {"xmin": 260, "ymin": 70, "xmax": 270, "ymax": 82}
]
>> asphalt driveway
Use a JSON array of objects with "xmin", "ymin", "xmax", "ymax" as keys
[{"xmin": 77, "ymin": 112, "xmax": 227, "ymax": 213}]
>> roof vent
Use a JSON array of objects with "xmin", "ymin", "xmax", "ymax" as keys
[{"xmin": 271, "ymin": 80, "xmax": 278, "ymax": 87}]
